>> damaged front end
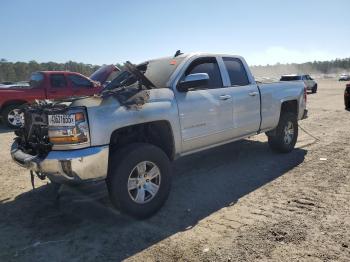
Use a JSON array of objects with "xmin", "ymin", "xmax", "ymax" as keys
[
  {"xmin": 14, "ymin": 101, "xmax": 67, "ymax": 157},
  {"xmin": 11, "ymin": 100, "xmax": 107, "ymax": 185}
]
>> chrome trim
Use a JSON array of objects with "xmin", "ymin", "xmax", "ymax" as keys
[
  {"xmin": 11, "ymin": 142, "xmax": 109, "ymax": 184},
  {"xmin": 182, "ymin": 73, "xmax": 209, "ymax": 83}
]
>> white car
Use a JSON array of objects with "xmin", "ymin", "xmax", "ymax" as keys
[
  {"xmin": 339, "ymin": 74, "xmax": 350, "ymax": 81},
  {"xmin": 280, "ymin": 74, "xmax": 318, "ymax": 93}
]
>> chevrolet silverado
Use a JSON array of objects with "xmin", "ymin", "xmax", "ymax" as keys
[{"xmin": 11, "ymin": 52, "xmax": 308, "ymax": 218}]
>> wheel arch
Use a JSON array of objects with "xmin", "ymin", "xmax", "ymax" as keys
[
  {"xmin": 0, "ymin": 100, "xmax": 28, "ymax": 113},
  {"xmin": 280, "ymin": 99, "xmax": 298, "ymax": 116},
  {"xmin": 109, "ymin": 120, "xmax": 176, "ymax": 161},
  {"xmin": 267, "ymin": 99, "xmax": 298, "ymax": 137}
]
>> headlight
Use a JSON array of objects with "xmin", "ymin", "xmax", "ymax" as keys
[{"xmin": 48, "ymin": 108, "xmax": 90, "ymax": 148}]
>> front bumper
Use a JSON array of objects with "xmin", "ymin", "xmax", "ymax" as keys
[{"xmin": 11, "ymin": 142, "xmax": 109, "ymax": 184}]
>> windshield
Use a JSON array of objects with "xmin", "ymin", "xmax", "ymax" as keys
[
  {"xmin": 105, "ymin": 56, "xmax": 185, "ymax": 90},
  {"xmin": 280, "ymin": 75, "xmax": 302, "ymax": 81}
]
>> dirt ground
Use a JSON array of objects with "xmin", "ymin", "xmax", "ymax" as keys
[{"xmin": 0, "ymin": 79, "xmax": 349, "ymax": 262}]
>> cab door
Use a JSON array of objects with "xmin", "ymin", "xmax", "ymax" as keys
[
  {"xmin": 46, "ymin": 73, "xmax": 73, "ymax": 99},
  {"xmin": 174, "ymin": 57, "xmax": 234, "ymax": 153},
  {"xmin": 221, "ymin": 57, "xmax": 261, "ymax": 137},
  {"xmin": 68, "ymin": 74, "xmax": 99, "ymax": 96}
]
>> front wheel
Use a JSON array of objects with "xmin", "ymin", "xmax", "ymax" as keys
[
  {"xmin": 267, "ymin": 113, "xmax": 298, "ymax": 153},
  {"xmin": 2, "ymin": 104, "xmax": 25, "ymax": 128},
  {"xmin": 107, "ymin": 143, "xmax": 172, "ymax": 218},
  {"xmin": 312, "ymin": 85, "xmax": 317, "ymax": 93}
]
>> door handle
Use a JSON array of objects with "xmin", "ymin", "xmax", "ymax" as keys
[
  {"xmin": 219, "ymin": 94, "xmax": 231, "ymax": 100},
  {"xmin": 248, "ymin": 92, "xmax": 258, "ymax": 96}
]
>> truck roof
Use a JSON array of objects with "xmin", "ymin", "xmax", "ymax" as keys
[
  {"xmin": 147, "ymin": 52, "xmax": 245, "ymax": 62},
  {"xmin": 37, "ymin": 71, "xmax": 81, "ymax": 75},
  {"xmin": 281, "ymin": 74, "xmax": 308, "ymax": 77}
]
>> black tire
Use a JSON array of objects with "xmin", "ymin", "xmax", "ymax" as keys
[
  {"xmin": 1, "ymin": 104, "xmax": 25, "ymax": 128},
  {"xmin": 107, "ymin": 143, "xmax": 172, "ymax": 218},
  {"xmin": 267, "ymin": 112, "xmax": 298, "ymax": 153},
  {"xmin": 312, "ymin": 84, "xmax": 317, "ymax": 93}
]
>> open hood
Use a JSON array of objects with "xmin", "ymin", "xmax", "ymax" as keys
[{"xmin": 90, "ymin": 64, "xmax": 120, "ymax": 85}]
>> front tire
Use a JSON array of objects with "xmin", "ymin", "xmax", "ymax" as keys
[
  {"xmin": 2, "ymin": 104, "xmax": 25, "ymax": 128},
  {"xmin": 107, "ymin": 143, "xmax": 172, "ymax": 218},
  {"xmin": 267, "ymin": 113, "xmax": 298, "ymax": 153},
  {"xmin": 312, "ymin": 85, "xmax": 317, "ymax": 93}
]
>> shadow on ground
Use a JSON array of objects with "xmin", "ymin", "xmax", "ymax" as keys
[
  {"xmin": 0, "ymin": 121, "xmax": 12, "ymax": 134},
  {"xmin": 0, "ymin": 139, "xmax": 307, "ymax": 261}
]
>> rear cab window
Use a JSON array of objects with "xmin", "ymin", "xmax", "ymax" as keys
[
  {"xmin": 223, "ymin": 57, "xmax": 249, "ymax": 86},
  {"xmin": 280, "ymin": 76, "xmax": 302, "ymax": 81}
]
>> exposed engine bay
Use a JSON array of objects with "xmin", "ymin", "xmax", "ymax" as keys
[
  {"xmin": 14, "ymin": 101, "xmax": 69, "ymax": 156},
  {"xmin": 14, "ymin": 61, "xmax": 156, "ymax": 156}
]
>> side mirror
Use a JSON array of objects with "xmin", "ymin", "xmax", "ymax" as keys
[{"xmin": 177, "ymin": 73, "xmax": 209, "ymax": 92}]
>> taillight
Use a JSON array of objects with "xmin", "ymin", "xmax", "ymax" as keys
[{"xmin": 304, "ymin": 85, "xmax": 307, "ymax": 103}]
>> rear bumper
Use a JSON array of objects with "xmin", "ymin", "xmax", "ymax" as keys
[{"xmin": 11, "ymin": 142, "xmax": 109, "ymax": 184}]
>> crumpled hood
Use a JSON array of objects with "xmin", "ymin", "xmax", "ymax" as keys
[{"xmin": 70, "ymin": 96, "xmax": 106, "ymax": 108}]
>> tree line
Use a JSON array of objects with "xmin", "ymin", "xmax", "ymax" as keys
[
  {"xmin": 251, "ymin": 57, "xmax": 350, "ymax": 78},
  {"xmin": 0, "ymin": 59, "xmax": 124, "ymax": 83},
  {"xmin": 1, "ymin": 57, "xmax": 350, "ymax": 82}
]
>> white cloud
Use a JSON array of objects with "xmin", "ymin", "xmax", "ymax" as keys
[{"xmin": 245, "ymin": 46, "xmax": 349, "ymax": 66}]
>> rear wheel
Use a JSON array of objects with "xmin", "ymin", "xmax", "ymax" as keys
[
  {"xmin": 107, "ymin": 143, "xmax": 172, "ymax": 218},
  {"xmin": 1, "ymin": 104, "xmax": 25, "ymax": 128},
  {"xmin": 267, "ymin": 113, "xmax": 298, "ymax": 153}
]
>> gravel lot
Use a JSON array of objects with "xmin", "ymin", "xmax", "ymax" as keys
[{"xmin": 0, "ymin": 79, "xmax": 349, "ymax": 261}]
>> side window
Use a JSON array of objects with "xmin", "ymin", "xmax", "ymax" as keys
[
  {"xmin": 69, "ymin": 75, "xmax": 93, "ymax": 88},
  {"xmin": 184, "ymin": 57, "xmax": 223, "ymax": 89},
  {"xmin": 223, "ymin": 57, "xmax": 249, "ymax": 86},
  {"xmin": 50, "ymin": 74, "xmax": 67, "ymax": 88},
  {"xmin": 29, "ymin": 72, "xmax": 44, "ymax": 88}
]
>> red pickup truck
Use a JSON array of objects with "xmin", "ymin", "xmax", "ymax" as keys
[{"xmin": 0, "ymin": 65, "xmax": 118, "ymax": 127}]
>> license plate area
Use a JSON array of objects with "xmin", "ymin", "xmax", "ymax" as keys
[{"xmin": 48, "ymin": 114, "xmax": 75, "ymax": 126}]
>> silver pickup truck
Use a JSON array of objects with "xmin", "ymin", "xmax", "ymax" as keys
[{"xmin": 11, "ymin": 52, "xmax": 307, "ymax": 218}]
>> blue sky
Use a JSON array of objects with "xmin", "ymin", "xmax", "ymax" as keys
[{"xmin": 0, "ymin": 0, "xmax": 349, "ymax": 65}]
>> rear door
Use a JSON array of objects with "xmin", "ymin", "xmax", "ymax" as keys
[
  {"xmin": 68, "ymin": 74, "xmax": 99, "ymax": 96},
  {"xmin": 174, "ymin": 56, "xmax": 234, "ymax": 153},
  {"xmin": 222, "ymin": 57, "xmax": 261, "ymax": 136},
  {"xmin": 46, "ymin": 73, "xmax": 73, "ymax": 99}
]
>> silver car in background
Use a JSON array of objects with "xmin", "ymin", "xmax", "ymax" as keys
[{"xmin": 280, "ymin": 74, "xmax": 318, "ymax": 93}]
